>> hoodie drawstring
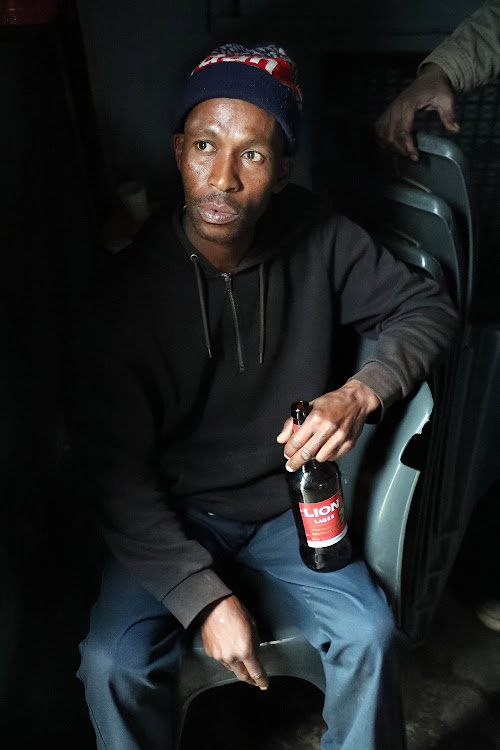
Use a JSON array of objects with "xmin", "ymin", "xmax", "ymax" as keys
[
  {"xmin": 190, "ymin": 254, "xmax": 266, "ymax": 369},
  {"xmin": 190, "ymin": 254, "xmax": 212, "ymax": 358},
  {"xmin": 259, "ymin": 263, "xmax": 266, "ymax": 364}
]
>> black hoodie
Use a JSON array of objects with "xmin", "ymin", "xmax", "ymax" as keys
[{"xmin": 71, "ymin": 184, "xmax": 457, "ymax": 627}]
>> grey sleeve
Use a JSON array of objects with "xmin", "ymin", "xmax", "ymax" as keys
[
  {"xmin": 330, "ymin": 216, "xmax": 459, "ymax": 411},
  {"xmin": 418, "ymin": 0, "xmax": 500, "ymax": 92},
  {"xmin": 71, "ymin": 306, "xmax": 231, "ymax": 629}
]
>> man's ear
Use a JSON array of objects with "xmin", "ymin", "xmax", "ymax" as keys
[
  {"xmin": 173, "ymin": 133, "xmax": 185, "ymax": 170},
  {"xmin": 272, "ymin": 156, "xmax": 293, "ymax": 194}
]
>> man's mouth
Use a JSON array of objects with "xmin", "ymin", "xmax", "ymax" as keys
[{"xmin": 197, "ymin": 202, "xmax": 239, "ymax": 225}]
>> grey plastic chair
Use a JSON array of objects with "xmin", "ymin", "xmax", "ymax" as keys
[
  {"xmin": 374, "ymin": 141, "xmax": 481, "ymax": 640},
  {"xmin": 378, "ymin": 183, "xmax": 463, "ymax": 313},
  {"xmin": 173, "ymin": 369, "xmax": 434, "ymax": 748},
  {"xmin": 174, "ymin": 568, "xmax": 326, "ymax": 749},
  {"xmin": 375, "ymin": 185, "xmax": 460, "ymax": 468},
  {"xmin": 393, "ymin": 132, "xmax": 474, "ymax": 313}
]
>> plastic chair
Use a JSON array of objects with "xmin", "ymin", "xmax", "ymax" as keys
[
  {"xmin": 375, "ymin": 181, "xmax": 465, "ymax": 500},
  {"xmin": 374, "ymin": 138, "xmax": 482, "ymax": 639},
  {"xmin": 174, "ymin": 568, "xmax": 326, "ymax": 749},
  {"xmin": 174, "ymin": 369, "xmax": 434, "ymax": 748},
  {"xmin": 393, "ymin": 132, "xmax": 474, "ymax": 313},
  {"xmin": 377, "ymin": 183, "xmax": 464, "ymax": 313}
]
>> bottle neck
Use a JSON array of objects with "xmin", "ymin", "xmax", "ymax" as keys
[{"xmin": 292, "ymin": 420, "xmax": 318, "ymax": 471}]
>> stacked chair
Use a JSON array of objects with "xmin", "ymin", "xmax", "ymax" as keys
[
  {"xmin": 373, "ymin": 133, "xmax": 477, "ymax": 641},
  {"xmin": 173, "ymin": 134, "xmax": 485, "ymax": 747}
]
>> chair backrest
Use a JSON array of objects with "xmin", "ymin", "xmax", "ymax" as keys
[
  {"xmin": 393, "ymin": 132, "xmax": 474, "ymax": 315},
  {"xmin": 338, "ymin": 370, "xmax": 433, "ymax": 625},
  {"xmin": 378, "ymin": 183, "xmax": 464, "ymax": 313},
  {"xmin": 371, "ymin": 142, "xmax": 480, "ymax": 640}
]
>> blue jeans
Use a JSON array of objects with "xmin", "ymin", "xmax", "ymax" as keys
[{"xmin": 77, "ymin": 507, "xmax": 405, "ymax": 750}]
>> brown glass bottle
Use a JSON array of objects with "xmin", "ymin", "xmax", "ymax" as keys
[{"xmin": 286, "ymin": 400, "xmax": 352, "ymax": 572}]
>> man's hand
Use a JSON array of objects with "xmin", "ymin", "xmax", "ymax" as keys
[
  {"xmin": 199, "ymin": 595, "xmax": 269, "ymax": 690},
  {"xmin": 277, "ymin": 380, "xmax": 380, "ymax": 472},
  {"xmin": 375, "ymin": 63, "xmax": 460, "ymax": 161}
]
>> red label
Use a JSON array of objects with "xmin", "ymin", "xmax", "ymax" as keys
[{"xmin": 299, "ymin": 493, "xmax": 347, "ymax": 548}]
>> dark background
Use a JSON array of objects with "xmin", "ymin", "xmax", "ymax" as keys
[{"xmin": 0, "ymin": 1, "xmax": 497, "ymax": 747}]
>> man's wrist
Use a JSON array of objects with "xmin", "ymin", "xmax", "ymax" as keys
[
  {"xmin": 343, "ymin": 379, "xmax": 381, "ymax": 415},
  {"xmin": 418, "ymin": 62, "xmax": 451, "ymax": 85},
  {"xmin": 194, "ymin": 593, "xmax": 234, "ymax": 628}
]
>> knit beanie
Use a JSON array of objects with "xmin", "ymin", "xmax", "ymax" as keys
[{"xmin": 172, "ymin": 43, "xmax": 302, "ymax": 152}]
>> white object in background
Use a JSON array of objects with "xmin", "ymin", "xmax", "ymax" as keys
[{"xmin": 117, "ymin": 181, "xmax": 150, "ymax": 223}]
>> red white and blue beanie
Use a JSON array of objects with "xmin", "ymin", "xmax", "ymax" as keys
[{"xmin": 172, "ymin": 43, "xmax": 303, "ymax": 151}]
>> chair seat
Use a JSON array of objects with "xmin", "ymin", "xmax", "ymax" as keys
[{"xmin": 174, "ymin": 569, "xmax": 325, "ymax": 749}]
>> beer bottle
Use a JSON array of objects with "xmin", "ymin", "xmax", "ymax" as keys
[{"xmin": 286, "ymin": 400, "xmax": 352, "ymax": 572}]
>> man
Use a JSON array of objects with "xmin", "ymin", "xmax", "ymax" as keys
[
  {"xmin": 72, "ymin": 43, "xmax": 457, "ymax": 750},
  {"xmin": 376, "ymin": 0, "xmax": 500, "ymax": 160}
]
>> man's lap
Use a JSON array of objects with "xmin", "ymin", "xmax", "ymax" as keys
[
  {"xmin": 82, "ymin": 507, "xmax": 395, "ymax": 659},
  {"xmin": 237, "ymin": 509, "xmax": 396, "ymax": 648}
]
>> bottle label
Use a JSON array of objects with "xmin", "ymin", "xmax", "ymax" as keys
[{"xmin": 299, "ymin": 494, "xmax": 348, "ymax": 548}]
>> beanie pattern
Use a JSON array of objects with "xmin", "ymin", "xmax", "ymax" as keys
[{"xmin": 172, "ymin": 43, "xmax": 302, "ymax": 151}]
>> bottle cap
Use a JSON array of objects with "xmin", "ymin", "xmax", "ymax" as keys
[{"xmin": 291, "ymin": 400, "xmax": 311, "ymax": 424}]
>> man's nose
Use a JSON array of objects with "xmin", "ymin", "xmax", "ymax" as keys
[{"xmin": 209, "ymin": 152, "xmax": 242, "ymax": 192}]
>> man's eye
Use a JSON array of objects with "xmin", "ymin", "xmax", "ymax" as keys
[
  {"xmin": 196, "ymin": 141, "xmax": 215, "ymax": 152},
  {"xmin": 243, "ymin": 150, "xmax": 264, "ymax": 162}
]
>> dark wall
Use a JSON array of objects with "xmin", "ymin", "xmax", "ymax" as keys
[
  {"xmin": 1, "ymin": 2, "xmax": 495, "ymax": 748},
  {"xmin": 76, "ymin": 0, "xmax": 498, "ymax": 324},
  {"xmin": 76, "ymin": 0, "xmax": 481, "ymax": 197},
  {"xmin": 0, "ymin": 15, "xmax": 100, "ymax": 748}
]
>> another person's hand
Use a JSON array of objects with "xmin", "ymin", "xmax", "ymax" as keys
[
  {"xmin": 276, "ymin": 380, "xmax": 379, "ymax": 471},
  {"xmin": 199, "ymin": 594, "xmax": 269, "ymax": 690},
  {"xmin": 375, "ymin": 63, "xmax": 460, "ymax": 161}
]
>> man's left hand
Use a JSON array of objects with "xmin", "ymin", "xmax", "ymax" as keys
[{"xmin": 276, "ymin": 380, "xmax": 380, "ymax": 471}]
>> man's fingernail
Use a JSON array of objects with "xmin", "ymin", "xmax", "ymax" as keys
[
  {"xmin": 285, "ymin": 464, "xmax": 294, "ymax": 472},
  {"xmin": 259, "ymin": 686, "xmax": 268, "ymax": 690}
]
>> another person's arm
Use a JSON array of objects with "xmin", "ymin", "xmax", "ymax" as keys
[
  {"xmin": 376, "ymin": 0, "xmax": 500, "ymax": 159},
  {"xmin": 375, "ymin": 63, "xmax": 459, "ymax": 161}
]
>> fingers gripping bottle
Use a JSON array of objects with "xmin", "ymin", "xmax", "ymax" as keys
[{"xmin": 286, "ymin": 400, "xmax": 352, "ymax": 572}]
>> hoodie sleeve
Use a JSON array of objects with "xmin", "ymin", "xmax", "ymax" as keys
[
  {"xmin": 417, "ymin": 0, "xmax": 500, "ymax": 93},
  {"xmin": 70, "ymin": 298, "xmax": 232, "ymax": 628},
  {"xmin": 327, "ymin": 215, "xmax": 459, "ymax": 411}
]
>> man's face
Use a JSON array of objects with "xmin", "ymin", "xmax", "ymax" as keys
[{"xmin": 174, "ymin": 98, "xmax": 290, "ymax": 252}]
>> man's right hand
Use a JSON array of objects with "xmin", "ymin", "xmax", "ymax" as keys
[
  {"xmin": 375, "ymin": 62, "xmax": 460, "ymax": 161},
  {"xmin": 198, "ymin": 594, "xmax": 269, "ymax": 690}
]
